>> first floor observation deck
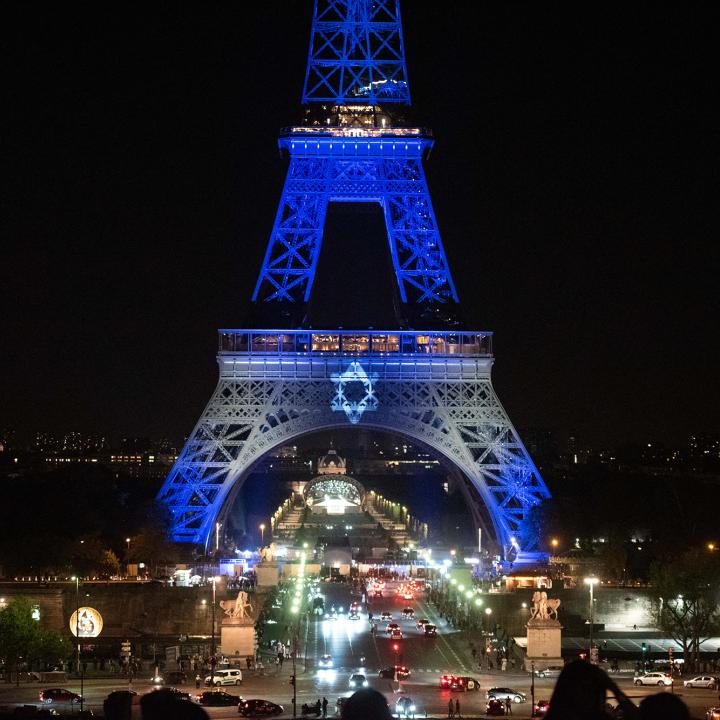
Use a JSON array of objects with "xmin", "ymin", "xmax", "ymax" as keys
[{"xmin": 218, "ymin": 329, "xmax": 493, "ymax": 381}]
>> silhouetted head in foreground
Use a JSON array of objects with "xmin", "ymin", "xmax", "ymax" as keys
[
  {"xmin": 341, "ymin": 688, "xmax": 393, "ymax": 720},
  {"xmin": 141, "ymin": 689, "xmax": 209, "ymax": 720},
  {"xmin": 545, "ymin": 661, "xmax": 613, "ymax": 720},
  {"xmin": 639, "ymin": 693, "xmax": 690, "ymax": 720}
]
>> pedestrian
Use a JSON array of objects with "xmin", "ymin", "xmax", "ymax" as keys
[
  {"xmin": 447, "ymin": 698, "xmax": 454, "ymax": 718},
  {"xmin": 505, "ymin": 696, "xmax": 512, "ymax": 715},
  {"xmin": 455, "ymin": 698, "xmax": 461, "ymax": 718},
  {"xmin": 501, "ymin": 657, "xmax": 507, "ymax": 672},
  {"xmin": 322, "ymin": 696, "xmax": 328, "ymax": 718},
  {"xmin": 246, "ymin": 656, "xmax": 251, "ymax": 670},
  {"xmin": 195, "ymin": 674, "xmax": 201, "ymax": 689}
]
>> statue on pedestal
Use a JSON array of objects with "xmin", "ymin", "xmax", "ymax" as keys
[
  {"xmin": 220, "ymin": 590, "xmax": 254, "ymax": 620},
  {"xmin": 529, "ymin": 591, "xmax": 560, "ymax": 621},
  {"xmin": 259, "ymin": 542, "xmax": 277, "ymax": 562}
]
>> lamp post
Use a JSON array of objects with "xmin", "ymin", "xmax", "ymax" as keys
[
  {"xmin": 584, "ymin": 576, "xmax": 599, "ymax": 660},
  {"xmin": 125, "ymin": 537, "xmax": 131, "ymax": 555},
  {"xmin": 70, "ymin": 576, "xmax": 84, "ymax": 712},
  {"xmin": 210, "ymin": 576, "xmax": 220, "ymax": 684},
  {"xmin": 259, "ymin": 523, "xmax": 266, "ymax": 545}
]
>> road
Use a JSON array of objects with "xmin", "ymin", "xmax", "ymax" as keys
[{"xmin": 0, "ymin": 579, "xmax": 716, "ymax": 718}]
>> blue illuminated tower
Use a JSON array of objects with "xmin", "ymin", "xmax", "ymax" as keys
[{"xmin": 158, "ymin": 0, "xmax": 551, "ymax": 560}]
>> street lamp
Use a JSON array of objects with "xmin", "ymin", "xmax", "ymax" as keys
[
  {"xmin": 210, "ymin": 576, "xmax": 221, "ymax": 684},
  {"xmin": 70, "ymin": 576, "xmax": 84, "ymax": 712},
  {"xmin": 551, "ymin": 538, "xmax": 559, "ymax": 551},
  {"xmin": 259, "ymin": 523, "xmax": 266, "ymax": 545},
  {"xmin": 584, "ymin": 576, "xmax": 599, "ymax": 659}
]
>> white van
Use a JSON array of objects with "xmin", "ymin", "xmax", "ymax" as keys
[{"xmin": 204, "ymin": 668, "xmax": 242, "ymax": 686}]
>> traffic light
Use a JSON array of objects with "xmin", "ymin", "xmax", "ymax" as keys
[
  {"xmin": 641, "ymin": 642, "xmax": 647, "ymax": 654},
  {"xmin": 289, "ymin": 675, "xmax": 295, "ymax": 686}
]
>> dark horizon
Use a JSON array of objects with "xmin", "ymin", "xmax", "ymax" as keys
[{"xmin": 3, "ymin": 3, "xmax": 717, "ymax": 447}]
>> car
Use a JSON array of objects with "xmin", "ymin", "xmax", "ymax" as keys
[
  {"xmin": 238, "ymin": 699, "xmax": 283, "ymax": 716},
  {"xmin": 440, "ymin": 674, "xmax": 456, "ymax": 688},
  {"xmin": 349, "ymin": 673, "xmax": 368, "ymax": 688},
  {"xmin": 416, "ymin": 618, "xmax": 430, "ymax": 629},
  {"xmin": 487, "ymin": 699, "xmax": 507, "ymax": 716},
  {"xmin": 401, "ymin": 607, "xmax": 415, "ymax": 618},
  {"xmin": 39, "ymin": 689, "xmax": 83, "ymax": 704},
  {"xmin": 395, "ymin": 696, "xmax": 417, "ymax": 718},
  {"xmin": 535, "ymin": 666, "xmax": 563, "ymax": 678},
  {"xmin": 386, "ymin": 622, "xmax": 400, "ymax": 634},
  {"xmin": 487, "ymin": 688, "xmax": 527, "ymax": 704},
  {"xmin": 373, "ymin": 590, "xmax": 383, "ymax": 598},
  {"xmin": 533, "ymin": 700, "xmax": 551, "ymax": 717},
  {"xmin": 318, "ymin": 655, "xmax": 333, "ymax": 668},
  {"xmin": 423, "ymin": 624, "xmax": 437, "ymax": 637},
  {"xmin": 349, "ymin": 612, "xmax": 360, "ymax": 620},
  {"xmin": 197, "ymin": 691, "xmax": 242, "ymax": 706},
  {"xmin": 379, "ymin": 666, "xmax": 411, "ymax": 680},
  {"xmin": 391, "ymin": 628, "xmax": 404, "ymax": 639},
  {"xmin": 450, "ymin": 676, "xmax": 481, "ymax": 691},
  {"xmin": 380, "ymin": 611, "xmax": 392, "ymax": 621},
  {"xmin": 104, "ymin": 690, "xmax": 141, "ymax": 709},
  {"xmin": 402, "ymin": 592, "xmax": 413, "ymax": 601},
  {"xmin": 684, "ymin": 675, "xmax": 718, "ymax": 689},
  {"xmin": 151, "ymin": 687, "xmax": 193, "ymax": 702},
  {"xmin": 166, "ymin": 671, "xmax": 188, "ymax": 685},
  {"xmin": 205, "ymin": 669, "xmax": 243, "ymax": 686},
  {"xmin": 634, "ymin": 672, "xmax": 673, "ymax": 687}
]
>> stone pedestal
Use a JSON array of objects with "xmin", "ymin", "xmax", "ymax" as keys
[
  {"xmin": 220, "ymin": 617, "xmax": 255, "ymax": 659},
  {"xmin": 255, "ymin": 561, "xmax": 279, "ymax": 587},
  {"xmin": 524, "ymin": 618, "xmax": 563, "ymax": 672}
]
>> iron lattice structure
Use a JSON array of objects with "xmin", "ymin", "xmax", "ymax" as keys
[
  {"xmin": 158, "ymin": 0, "xmax": 551, "ymax": 557},
  {"xmin": 302, "ymin": 0, "xmax": 410, "ymax": 104}
]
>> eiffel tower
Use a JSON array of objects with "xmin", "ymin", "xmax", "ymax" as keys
[{"xmin": 158, "ymin": 0, "xmax": 551, "ymax": 560}]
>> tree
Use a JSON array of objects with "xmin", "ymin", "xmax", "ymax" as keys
[
  {"xmin": 99, "ymin": 549, "xmax": 121, "ymax": 578},
  {"xmin": 649, "ymin": 549, "xmax": 720, "ymax": 673},
  {"xmin": 0, "ymin": 598, "xmax": 69, "ymax": 679}
]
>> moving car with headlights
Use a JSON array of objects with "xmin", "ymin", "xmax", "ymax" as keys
[
  {"xmin": 684, "ymin": 675, "xmax": 718, "ymax": 689},
  {"xmin": 401, "ymin": 607, "xmax": 415, "ymax": 619},
  {"xmin": 386, "ymin": 622, "xmax": 400, "ymax": 634},
  {"xmin": 238, "ymin": 699, "xmax": 283, "ymax": 716},
  {"xmin": 634, "ymin": 672, "xmax": 673, "ymax": 687},
  {"xmin": 379, "ymin": 665, "xmax": 411, "ymax": 679},
  {"xmin": 318, "ymin": 655, "xmax": 333, "ymax": 668},
  {"xmin": 205, "ymin": 668, "xmax": 242, "ymax": 686},
  {"xmin": 349, "ymin": 673, "xmax": 368, "ymax": 688},
  {"xmin": 391, "ymin": 627, "xmax": 404, "ymax": 640},
  {"xmin": 423, "ymin": 623, "xmax": 437, "ymax": 637},
  {"xmin": 197, "ymin": 691, "xmax": 242, "ymax": 706},
  {"xmin": 395, "ymin": 696, "xmax": 416, "ymax": 718},
  {"xmin": 380, "ymin": 611, "xmax": 393, "ymax": 621},
  {"xmin": 535, "ymin": 666, "xmax": 563, "ymax": 678},
  {"xmin": 416, "ymin": 617, "xmax": 430, "ymax": 629},
  {"xmin": 487, "ymin": 688, "xmax": 527, "ymax": 703},
  {"xmin": 39, "ymin": 689, "xmax": 83, "ymax": 704}
]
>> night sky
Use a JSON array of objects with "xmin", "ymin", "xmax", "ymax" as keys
[{"xmin": 4, "ymin": 3, "xmax": 717, "ymax": 448}]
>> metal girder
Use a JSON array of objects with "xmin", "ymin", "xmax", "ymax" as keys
[
  {"xmin": 302, "ymin": 0, "xmax": 410, "ymax": 105},
  {"xmin": 157, "ymin": 355, "xmax": 550, "ymax": 553},
  {"xmin": 252, "ymin": 148, "xmax": 459, "ymax": 304}
]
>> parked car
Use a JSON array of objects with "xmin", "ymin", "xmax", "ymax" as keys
[
  {"xmin": 39, "ymin": 689, "xmax": 82, "ymax": 704},
  {"xmin": 684, "ymin": 675, "xmax": 718, "ymax": 689},
  {"xmin": 386, "ymin": 622, "xmax": 400, "ymax": 634},
  {"xmin": 486, "ymin": 688, "xmax": 527, "ymax": 703},
  {"xmin": 197, "ymin": 691, "xmax": 242, "ymax": 706},
  {"xmin": 204, "ymin": 668, "xmax": 243, "ymax": 686},
  {"xmin": 439, "ymin": 674, "xmax": 456, "ymax": 688},
  {"xmin": 634, "ymin": 672, "xmax": 673, "ymax": 687},
  {"xmin": 238, "ymin": 699, "xmax": 283, "ymax": 716},
  {"xmin": 535, "ymin": 666, "xmax": 563, "ymax": 678}
]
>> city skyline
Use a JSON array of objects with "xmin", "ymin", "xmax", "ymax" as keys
[{"xmin": 4, "ymin": 4, "xmax": 717, "ymax": 448}]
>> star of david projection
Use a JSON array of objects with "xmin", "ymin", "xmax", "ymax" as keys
[{"xmin": 330, "ymin": 361, "xmax": 379, "ymax": 424}]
